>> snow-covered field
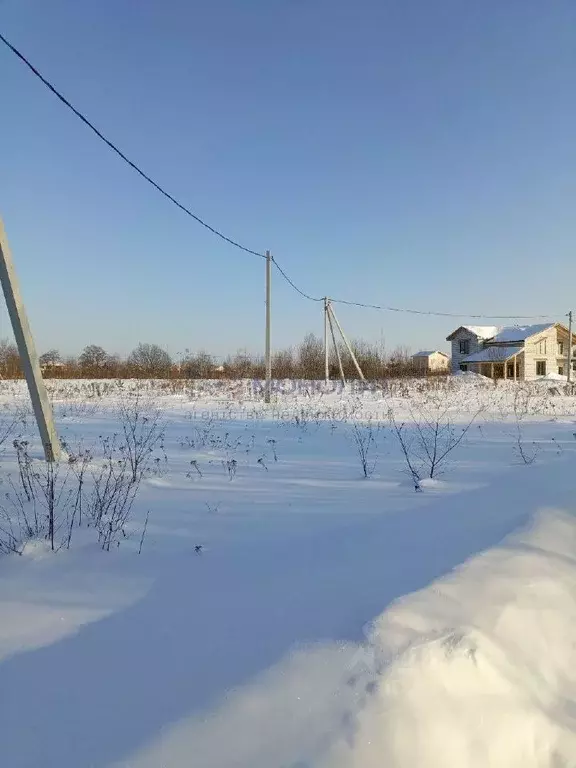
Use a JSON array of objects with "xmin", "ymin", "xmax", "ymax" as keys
[{"xmin": 1, "ymin": 377, "xmax": 576, "ymax": 767}]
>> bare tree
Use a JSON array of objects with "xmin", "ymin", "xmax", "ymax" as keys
[
  {"xmin": 79, "ymin": 345, "xmax": 110, "ymax": 370},
  {"xmin": 350, "ymin": 420, "xmax": 379, "ymax": 478},
  {"xmin": 297, "ymin": 333, "xmax": 324, "ymax": 378},
  {"xmin": 225, "ymin": 349, "xmax": 259, "ymax": 378},
  {"xmin": 2, "ymin": 440, "xmax": 74, "ymax": 552},
  {"xmin": 119, "ymin": 394, "xmax": 165, "ymax": 482},
  {"xmin": 39, "ymin": 349, "xmax": 61, "ymax": 367},
  {"xmin": 0, "ymin": 424, "xmax": 153, "ymax": 555},
  {"xmin": 128, "ymin": 343, "xmax": 172, "ymax": 377},
  {"xmin": 390, "ymin": 398, "xmax": 484, "ymax": 487},
  {"xmin": 389, "ymin": 412, "xmax": 423, "ymax": 491},
  {"xmin": 411, "ymin": 406, "xmax": 482, "ymax": 478},
  {"xmin": 181, "ymin": 350, "xmax": 215, "ymax": 379},
  {"xmin": 88, "ymin": 436, "xmax": 142, "ymax": 551},
  {"xmin": 272, "ymin": 348, "xmax": 295, "ymax": 379},
  {"xmin": 0, "ymin": 339, "xmax": 21, "ymax": 378},
  {"xmin": 348, "ymin": 340, "xmax": 384, "ymax": 380},
  {"xmin": 65, "ymin": 448, "xmax": 92, "ymax": 546}
]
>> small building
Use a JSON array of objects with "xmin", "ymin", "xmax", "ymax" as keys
[
  {"xmin": 40, "ymin": 360, "xmax": 65, "ymax": 374},
  {"xmin": 412, "ymin": 350, "xmax": 450, "ymax": 373},
  {"xmin": 446, "ymin": 323, "xmax": 576, "ymax": 380}
]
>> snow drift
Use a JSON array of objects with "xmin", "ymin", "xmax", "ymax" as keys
[
  {"xmin": 118, "ymin": 507, "xmax": 576, "ymax": 768},
  {"xmin": 325, "ymin": 508, "xmax": 576, "ymax": 767}
]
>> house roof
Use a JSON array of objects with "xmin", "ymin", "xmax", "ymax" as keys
[
  {"xmin": 491, "ymin": 323, "xmax": 553, "ymax": 343},
  {"xmin": 446, "ymin": 325, "xmax": 500, "ymax": 341},
  {"xmin": 461, "ymin": 345, "xmax": 523, "ymax": 363},
  {"xmin": 412, "ymin": 350, "xmax": 448, "ymax": 358}
]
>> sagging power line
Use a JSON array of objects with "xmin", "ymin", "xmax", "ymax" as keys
[
  {"xmin": 0, "ymin": 32, "xmax": 265, "ymax": 260},
  {"xmin": 0, "ymin": 30, "xmax": 556, "ymax": 322}
]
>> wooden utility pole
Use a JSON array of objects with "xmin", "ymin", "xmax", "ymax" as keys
[
  {"xmin": 0, "ymin": 219, "xmax": 61, "ymax": 461},
  {"xmin": 264, "ymin": 250, "xmax": 272, "ymax": 403},
  {"xmin": 568, "ymin": 310, "xmax": 573, "ymax": 385}
]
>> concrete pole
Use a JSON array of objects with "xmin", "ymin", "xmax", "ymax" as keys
[
  {"xmin": 324, "ymin": 298, "xmax": 329, "ymax": 383},
  {"xmin": 264, "ymin": 250, "xmax": 272, "ymax": 403},
  {"xmin": 568, "ymin": 310, "xmax": 573, "ymax": 384},
  {"xmin": 328, "ymin": 302, "xmax": 365, "ymax": 381},
  {"xmin": 326, "ymin": 303, "xmax": 346, "ymax": 385},
  {"xmin": 0, "ymin": 219, "xmax": 61, "ymax": 461}
]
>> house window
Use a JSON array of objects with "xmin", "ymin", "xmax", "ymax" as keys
[
  {"xmin": 536, "ymin": 361, "xmax": 546, "ymax": 376},
  {"xmin": 459, "ymin": 340, "xmax": 470, "ymax": 355},
  {"xmin": 558, "ymin": 342, "xmax": 564, "ymax": 356},
  {"xmin": 459, "ymin": 364, "xmax": 468, "ymax": 372},
  {"xmin": 507, "ymin": 363, "xmax": 515, "ymax": 378},
  {"xmin": 558, "ymin": 366, "xmax": 564, "ymax": 376},
  {"xmin": 538, "ymin": 339, "xmax": 547, "ymax": 355}
]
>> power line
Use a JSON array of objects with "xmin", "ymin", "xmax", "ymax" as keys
[
  {"xmin": 271, "ymin": 258, "xmax": 323, "ymax": 302},
  {"xmin": 328, "ymin": 297, "xmax": 554, "ymax": 320},
  {"xmin": 0, "ymin": 31, "xmax": 265, "ymax": 260},
  {"xmin": 272, "ymin": 259, "xmax": 555, "ymax": 320},
  {"xmin": 0, "ymin": 31, "xmax": 558, "ymax": 323}
]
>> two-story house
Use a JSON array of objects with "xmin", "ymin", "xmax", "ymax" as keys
[{"xmin": 446, "ymin": 323, "xmax": 576, "ymax": 380}]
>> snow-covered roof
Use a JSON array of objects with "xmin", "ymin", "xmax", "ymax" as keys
[
  {"xmin": 462, "ymin": 345, "xmax": 523, "ymax": 363},
  {"xmin": 491, "ymin": 323, "xmax": 553, "ymax": 343},
  {"xmin": 446, "ymin": 325, "xmax": 500, "ymax": 341},
  {"xmin": 463, "ymin": 325, "xmax": 500, "ymax": 339},
  {"xmin": 412, "ymin": 350, "xmax": 448, "ymax": 358}
]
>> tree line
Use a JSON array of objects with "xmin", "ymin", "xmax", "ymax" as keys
[{"xmin": 0, "ymin": 335, "xmax": 433, "ymax": 380}]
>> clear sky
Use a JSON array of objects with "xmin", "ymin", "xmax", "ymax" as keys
[{"xmin": 1, "ymin": 0, "xmax": 574, "ymax": 360}]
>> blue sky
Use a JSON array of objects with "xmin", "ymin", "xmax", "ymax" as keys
[{"xmin": 1, "ymin": 0, "xmax": 575, "ymax": 360}]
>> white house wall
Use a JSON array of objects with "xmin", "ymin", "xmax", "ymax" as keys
[
  {"xmin": 523, "ymin": 326, "xmax": 563, "ymax": 379},
  {"xmin": 449, "ymin": 329, "xmax": 486, "ymax": 373},
  {"xmin": 429, "ymin": 352, "xmax": 449, "ymax": 371}
]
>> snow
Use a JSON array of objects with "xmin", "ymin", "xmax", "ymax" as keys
[
  {"xmin": 453, "ymin": 369, "xmax": 491, "ymax": 381},
  {"xmin": 322, "ymin": 504, "xmax": 576, "ymax": 768},
  {"xmin": 492, "ymin": 323, "xmax": 553, "ymax": 343},
  {"xmin": 0, "ymin": 377, "xmax": 576, "ymax": 767},
  {"xmin": 461, "ymin": 344, "xmax": 522, "ymax": 363},
  {"xmin": 461, "ymin": 325, "xmax": 500, "ymax": 339}
]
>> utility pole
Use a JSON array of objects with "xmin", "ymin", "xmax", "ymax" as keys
[
  {"xmin": 568, "ymin": 310, "xmax": 573, "ymax": 385},
  {"xmin": 326, "ymin": 302, "xmax": 346, "ymax": 385},
  {"xmin": 328, "ymin": 302, "xmax": 365, "ymax": 381},
  {"xmin": 264, "ymin": 250, "xmax": 272, "ymax": 403},
  {"xmin": 0, "ymin": 219, "xmax": 61, "ymax": 461},
  {"xmin": 324, "ymin": 298, "xmax": 329, "ymax": 383}
]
